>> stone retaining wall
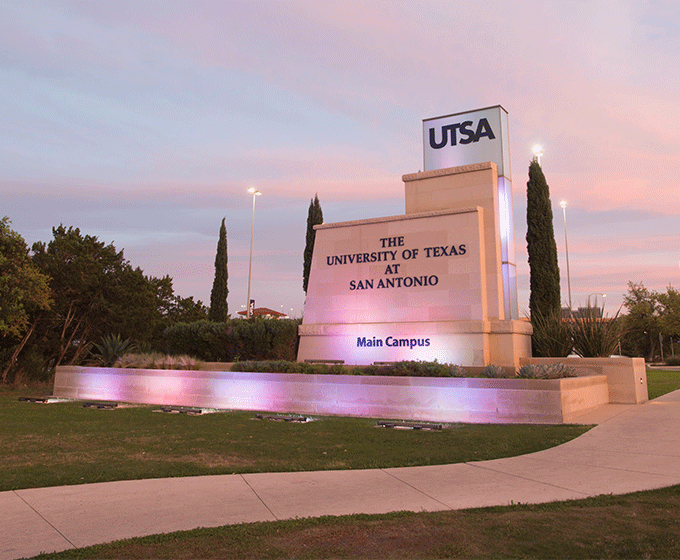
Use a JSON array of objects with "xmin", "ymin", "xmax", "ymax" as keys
[{"xmin": 54, "ymin": 366, "xmax": 609, "ymax": 424}]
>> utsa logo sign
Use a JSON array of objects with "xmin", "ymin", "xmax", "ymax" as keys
[{"xmin": 428, "ymin": 118, "xmax": 495, "ymax": 149}]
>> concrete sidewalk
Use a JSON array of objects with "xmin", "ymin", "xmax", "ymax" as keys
[{"xmin": 4, "ymin": 392, "xmax": 680, "ymax": 560}]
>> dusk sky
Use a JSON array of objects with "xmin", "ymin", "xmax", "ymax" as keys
[{"xmin": 3, "ymin": 0, "xmax": 679, "ymax": 318}]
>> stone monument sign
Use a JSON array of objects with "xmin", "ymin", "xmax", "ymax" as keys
[{"xmin": 298, "ymin": 105, "xmax": 531, "ymax": 367}]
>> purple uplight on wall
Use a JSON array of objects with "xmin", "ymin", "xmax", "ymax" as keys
[{"xmin": 54, "ymin": 365, "xmax": 596, "ymax": 424}]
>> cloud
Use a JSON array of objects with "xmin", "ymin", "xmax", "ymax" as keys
[{"xmin": 2, "ymin": 0, "xmax": 678, "ymax": 315}]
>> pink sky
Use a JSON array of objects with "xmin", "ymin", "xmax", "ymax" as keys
[{"xmin": 3, "ymin": 0, "xmax": 679, "ymax": 317}]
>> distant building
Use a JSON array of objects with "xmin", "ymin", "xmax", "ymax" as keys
[
  {"xmin": 562, "ymin": 307, "xmax": 604, "ymax": 320},
  {"xmin": 236, "ymin": 307, "xmax": 288, "ymax": 319}
]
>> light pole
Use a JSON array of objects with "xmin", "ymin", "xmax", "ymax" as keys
[
  {"xmin": 532, "ymin": 145, "xmax": 543, "ymax": 165},
  {"xmin": 560, "ymin": 200, "xmax": 572, "ymax": 310},
  {"xmin": 587, "ymin": 293, "xmax": 606, "ymax": 317},
  {"xmin": 246, "ymin": 187, "xmax": 262, "ymax": 318}
]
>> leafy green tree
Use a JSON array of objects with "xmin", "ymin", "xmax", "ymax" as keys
[
  {"xmin": 0, "ymin": 218, "xmax": 51, "ymax": 339},
  {"xmin": 658, "ymin": 286, "xmax": 680, "ymax": 342},
  {"xmin": 106, "ymin": 265, "xmax": 166, "ymax": 344},
  {"xmin": 209, "ymin": 218, "xmax": 229, "ymax": 322},
  {"xmin": 166, "ymin": 295, "xmax": 209, "ymax": 324},
  {"xmin": 0, "ymin": 218, "xmax": 52, "ymax": 382},
  {"xmin": 2, "ymin": 223, "xmax": 207, "ymax": 379},
  {"xmin": 526, "ymin": 158, "xmax": 561, "ymax": 354},
  {"xmin": 31, "ymin": 225, "xmax": 128, "ymax": 365},
  {"xmin": 303, "ymin": 194, "xmax": 323, "ymax": 294},
  {"xmin": 31, "ymin": 225, "xmax": 178, "ymax": 366},
  {"xmin": 621, "ymin": 281, "xmax": 661, "ymax": 360}
]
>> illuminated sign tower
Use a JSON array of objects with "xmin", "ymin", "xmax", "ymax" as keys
[
  {"xmin": 420, "ymin": 105, "xmax": 518, "ymax": 321},
  {"xmin": 298, "ymin": 105, "xmax": 531, "ymax": 367}
]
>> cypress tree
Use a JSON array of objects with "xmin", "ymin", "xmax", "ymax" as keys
[
  {"xmin": 303, "ymin": 194, "xmax": 323, "ymax": 293},
  {"xmin": 209, "ymin": 217, "xmax": 229, "ymax": 322},
  {"xmin": 526, "ymin": 158, "xmax": 561, "ymax": 323}
]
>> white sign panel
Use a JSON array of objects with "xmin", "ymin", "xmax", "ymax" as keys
[{"xmin": 423, "ymin": 105, "xmax": 510, "ymax": 178}]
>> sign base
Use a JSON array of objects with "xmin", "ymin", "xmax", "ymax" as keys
[{"xmin": 298, "ymin": 319, "xmax": 531, "ymax": 368}]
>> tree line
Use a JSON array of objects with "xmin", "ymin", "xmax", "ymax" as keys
[
  {"xmin": 2, "ymin": 194, "xmax": 325, "ymax": 383},
  {"xmin": 1, "ymin": 218, "xmax": 207, "ymax": 382}
]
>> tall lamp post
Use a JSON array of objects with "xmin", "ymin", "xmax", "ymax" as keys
[
  {"xmin": 560, "ymin": 200, "xmax": 572, "ymax": 310},
  {"xmin": 246, "ymin": 187, "xmax": 262, "ymax": 318},
  {"xmin": 532, "ymin": 145, "xmax": 543, "ymax": 165}
]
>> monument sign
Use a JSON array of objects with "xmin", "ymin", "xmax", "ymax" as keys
[{"xmin": 298, "ymin": 105, "xmax": 531, "ymax": 367}]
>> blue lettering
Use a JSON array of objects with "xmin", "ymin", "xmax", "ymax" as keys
[{"xmin": 357, "ymin": 337, "xmax": 383, "ymax": 347}]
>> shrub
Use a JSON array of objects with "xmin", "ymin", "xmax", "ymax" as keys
[
  {"xmin": 163, "ymin": 320, "xmax": 229, "ymax": 361},
  {"xmin": 571, "ymin": 305, "xmax": 622, "ymax": 358},
  {"xmin": 666, "ymin": 355, "xmax": 680, "ymax": 366},
  {"xmin": 448, "ymin": 364, "xmax": 469, "ymax": 377},
  {"xmin": 517, "ymin": 363, "xmax": 577, "ymax": 379},
  {"xmin": 232, "ymin": 360, "xmax": 469, "ymax": 378},
  {"xmin": 480, "ymin": 364, "xmax": 509, "ymax": 378},
  {"xmin": 162, "ymin": 319, "xmax": 299, "ymax": 362},
  {"xmin": 390, "ymin": 361, "xmax": 452, "ymax": 377},
  {"xmin": 3, "ymin": 344, "xmax": 52, "ymax": 383},
  {"xmin": 113, "ymin": 353, "xmax": 202, "ymax": 370},
  {"xmin": 231, "ymin": 319, "xmax": 299, "ymax": 361}
]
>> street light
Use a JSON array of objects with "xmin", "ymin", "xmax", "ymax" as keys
[
  {"xmin": 560, "ymin": 200, "xmax": 572, "ymax": 310},
  {"xmin": 532, "ymin": 145, "xmax": 543, "ymax": 165},
  {"xmin": 246, "ymin": 187, "xmax": 262, "ymax": 318},
  {"xmin": 587, "ymin": 293, "xmax": 606, "ymax": 317}
]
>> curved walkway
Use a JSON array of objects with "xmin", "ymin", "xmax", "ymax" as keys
[{"xmin": 4, "ymin": 391, "xmax": 680, "ymax": 560}]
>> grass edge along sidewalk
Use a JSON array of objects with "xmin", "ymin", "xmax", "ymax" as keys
[{"xmin": 31, "ymin": 484, "xmax": 680, "ymax": 560}]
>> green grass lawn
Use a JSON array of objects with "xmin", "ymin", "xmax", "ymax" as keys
[
  {"xmin": 646, "ymin": 368, "xmax": 680, "ymax": 399},
  {"xmin": 11, "ymin": 370, "xmax": 680, "ymax": 559},
  {"xmin": 33, "ymin": 485, "xmax": 680, "ymax": 559},
  {"xmin": 1, "ymin": 393, "xmax": 589, "ymax": 492},
  {"xmin": 3, "ymin": 369, "xmax": 679, "ymax": 493}
]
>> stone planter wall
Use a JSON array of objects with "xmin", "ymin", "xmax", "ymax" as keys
[
  {"xmin": 520, "ymin": 357, "xmax": 647, "ymax": 404},
  {"xmin": 54, "ymin": 366, "xmax": 609, "ymax": 424}
]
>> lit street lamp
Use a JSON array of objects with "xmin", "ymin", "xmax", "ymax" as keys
[
  {"xmin": 560, "ymin": 200, "xmax": 572, "ymax": 310},
  {"xmin": 246, "ymin": 187, "xmax": 262, "ymax": 318},
  {"xmin": 532, "ymin": 145, "xmax": 543, "ymax": 165}
]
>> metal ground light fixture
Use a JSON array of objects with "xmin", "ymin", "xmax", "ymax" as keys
[{"xmin": 246, "ymin": 187, "xmax": 262, "ymax": 318}]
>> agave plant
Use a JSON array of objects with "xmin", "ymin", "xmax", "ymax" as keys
[
  {"xmin": 480, "ymin": 364, "xmax": 508, "ymax": 378},
  {"xmin": 517, "ymin": 363, "xmax": 577, "ymax": 379},
  {"xmin": 447, "ymin": 364, "xmax": 469, "ymax": 377},
  {"xmin": 92, "ymin": 334, "xmax": 136, "ymax": 367},
  {"xmin": 530, "ymin": 309, "xmax": 573, "ymax": 357},
  {"xmin": 571, "ymin": 304, "xmax": 622, "ymax": 358}
]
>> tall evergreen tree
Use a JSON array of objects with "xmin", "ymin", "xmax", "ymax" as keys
[
  {"xmin": 209, "ymin": 218, "xmax": 229, "ymax": 322},
  {"xmin": 526, "ymin": 158, "xmax": 561, "ymax": 325},
  {"xmin": 303, "ymin": 194, "xmax": 323, "ymax": 294}
]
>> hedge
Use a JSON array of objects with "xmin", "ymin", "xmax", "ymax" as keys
[{"xmin": 162, "ymin": 319, "xmax": 299, "ymax": 362}]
